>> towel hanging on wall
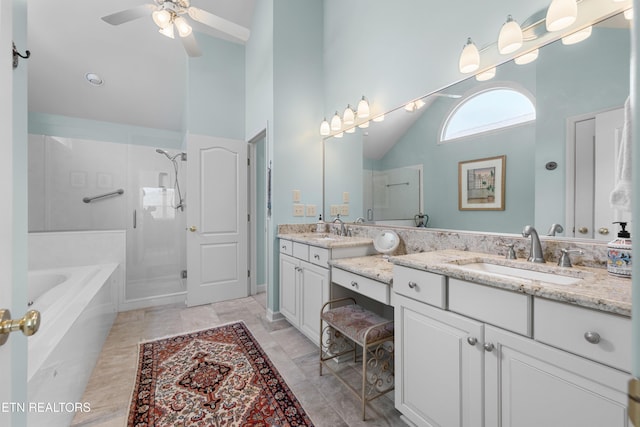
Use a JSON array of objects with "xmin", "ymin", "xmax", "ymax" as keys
[{"xmin": 610, "ymin": 96, "xmax": 632, "ymax": 212}]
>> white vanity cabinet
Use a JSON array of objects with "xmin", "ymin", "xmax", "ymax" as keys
[
  {"xmin": 279, "ymin": 237, "xmax": 373, "ymax": 344},
  {"xmin": 394, "ymin": 269, "xmax": 631, "ymax": 427},
  {"xmin": 279, "ymin": 240, "xmax": 330, "ymax": 344}
]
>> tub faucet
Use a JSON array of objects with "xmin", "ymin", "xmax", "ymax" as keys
[
  {"xmin": 332, "ymin": 214, "xmax": 347, "ymax": 236},
  {"xmin": 522, "ymin": 225, "xmax": 545, "ymax": 263}
]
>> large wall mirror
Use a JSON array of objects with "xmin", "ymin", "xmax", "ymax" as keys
[{"xmin": 324, "ymin": 8, "xmax": 631, "ymax": 240}]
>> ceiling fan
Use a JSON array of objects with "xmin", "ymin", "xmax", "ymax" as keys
[{"xmin": 101, "ymin": 0, "xmax": 251, "ymax": 57}]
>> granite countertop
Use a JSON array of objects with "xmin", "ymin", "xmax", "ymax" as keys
[
  {"xmin": 330, "ymin": 255, "xmax": 394, "ymax": 285},
  {"xmin": 278, "ymin": 232, "xmax": 373, "ymax": 249},
  {"xmin": 390, "ymin": 249, "xmax": 631, "ymax": 317}
]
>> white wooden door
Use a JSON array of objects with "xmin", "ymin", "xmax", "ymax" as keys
[
  {"xmin": 186, "ymin": 134, "xmax": 248, "ymax": 306},
  {"xmin": 299, "ymin": 262, "xmax": 329, "ymax": 343},
  {"xmin": 1, "ymin": 1, "xmax": 18, "ymax": 423},
  {"xmin": 395, "ymin": 294, "xmax": 484, "ymax": 427},
  {"xmin": 279, "ymin": 254, "xmax": 299, "ymax": 323},
  {"xmin": 484, "ymin": 326, "xmax": 629, "ymax": 427}
]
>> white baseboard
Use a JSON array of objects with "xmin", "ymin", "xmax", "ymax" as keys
[{"xmin": 266, "ymin": 308, "xmax": 284, "ymax": 322}]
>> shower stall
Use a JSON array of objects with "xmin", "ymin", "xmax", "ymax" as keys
[{"xmin": 28, "ymin": 134, "xmax": 187, "ymax": 309}]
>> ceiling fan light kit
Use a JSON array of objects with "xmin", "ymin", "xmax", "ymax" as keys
[{"xmin": 101, "ymin": 0, "xmax": 251, "ymax": 58}]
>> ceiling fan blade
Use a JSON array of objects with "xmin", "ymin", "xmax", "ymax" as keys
[
  {"xmin": 181, "ymin": 33, "xmax": 202, "ymax": 57},
  {"xmin": 101, "ymin": 4, "xmax": 155, "ymax": 26},
  {"xmin": 187, "ymin": 7, "xmax": 250, "ymax": 42}
]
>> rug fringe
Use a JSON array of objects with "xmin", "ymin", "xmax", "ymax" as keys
[{"xmin": 136, "ymin": 319, "xmax": 248, "ymax": 345}]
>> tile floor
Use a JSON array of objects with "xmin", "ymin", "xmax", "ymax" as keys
[{"xmin": 71, "ymin": 293, "xmax": 406, "ymax": 426}]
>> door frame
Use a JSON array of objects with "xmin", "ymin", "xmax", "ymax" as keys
[{"xmin": 248, "ymin": 129, "xmax": 268, "ymax": 296}]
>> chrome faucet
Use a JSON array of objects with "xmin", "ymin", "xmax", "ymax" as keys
[
  {"xmin": 332, "ymin": 214, "xmax": 347, "ymax": 236},
  {"xmin": 546, "ymin": 223, "xmax": 564, "ymax": 236},
  {"xmin": 522, "ymin": 225, "xmax": 545, "ymax": 263},
  {"xmin": 355, "ymin": 217, "xmax": 366, "ymax": 224}
]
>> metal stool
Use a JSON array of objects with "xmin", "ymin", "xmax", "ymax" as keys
[{"xmin": 319, "ymin": 297, "xmax": 394, "ymax": 420}]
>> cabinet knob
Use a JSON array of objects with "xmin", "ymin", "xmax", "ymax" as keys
[
  {"xmin": 578, "ymin": 226, "xmax": 589, "ymax": 234},
  {"xmin": 350, "ymin": 281, "xmax": 359, "ymax": 288},
  {"xmin": 408, "ymin": 281, "xmax": 417, "ymax": 289},
  {"xmin": 483, "ymin": 343, "xmax": 495, "ymax": 352},
  {"xmin": 467, "ymin": 337, "xmax": 477, "ymax": 346},
  {"xmin": 598, "ymin": 227, "xmax": 609, "ymax": 235},
  {"xmin": 584, "ymin": 331, "xmax": 601, "ymax": 344}
]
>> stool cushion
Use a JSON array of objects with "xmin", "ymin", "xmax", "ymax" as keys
[{"xmin": 322, "ymin": 304, "xmax": 394, "ymax": 344}]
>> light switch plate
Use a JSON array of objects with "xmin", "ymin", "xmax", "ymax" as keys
[
  {"xmin": 292, "ymin": 190, "xmax": 301, "ymax": 202},
  {"xmin": 293, "ymin": 204, "xmax": 305, "ymax": 217},
  {"xmin": 339, "ymin": 204, "xmax": 350, "ymax": 216},
  {"xmin": 306, "ymin": 204, "xmax": 317, "ymax": 217},
  {"xmin": 343, "ymin": 192, "xmax": 350, "ymax": 203}
]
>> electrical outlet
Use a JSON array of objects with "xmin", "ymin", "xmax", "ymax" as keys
[
  {"xmin": 339, "ymin": 204, "xmax": 350, "ymax": 216},
  {"xmin": 306, "ymin": 204, "xmax": 317, "ymax": 217},
  {"xmin": 330, "ymin": 205, "xmax": 339, "ymax": 216},
  {"xmin": 293, "ymin": 203, "xmax": 305, "ymax": 217},
  {"xmin": 343, "ymin": 192, "xmax": 350, "ymax": 203},
  {"xmin": 292, "ymin": 190, "xmax": 301, "ymax": 202}
]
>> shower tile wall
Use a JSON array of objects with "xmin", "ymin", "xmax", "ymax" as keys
[{"xmin": 28, "ymin": 134, "xmax": 187, "ymax": 305}]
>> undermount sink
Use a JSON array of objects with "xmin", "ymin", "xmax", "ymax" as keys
[{"xmin": 455, "ymin": 262, "xmax": 582, "ymax": 286}]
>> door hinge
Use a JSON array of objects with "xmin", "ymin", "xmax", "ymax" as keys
[
  {"xmin": 248, "ymin": 269, "xmax": 251, "ymax": 278},
  {"xmin": 247, "ymin": 157, "xmax": 250, "ymax": 166},
  {"xmin": 248, "ymin": 214, "xmax": 250, "ymax": 222}
]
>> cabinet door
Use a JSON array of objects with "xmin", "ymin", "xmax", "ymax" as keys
[
  {"xmin": 395, "ymin": 294, "xmax": 484, "ymax": 427},
  {"xmin": 484, "ymin": 326, "xmax": 630, "ymax": 427},
  {"xmin": 279, "ymin": 254, "xmax": 299, "ymax": 324},
  {"xmin": 299, "ymin": 261, "xmax": 329, "ymax": 344}
]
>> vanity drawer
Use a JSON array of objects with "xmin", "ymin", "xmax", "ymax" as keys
[
  {"xmin": 293, "ymin": 242, "xmax": 309, "ymax": 261},
  {"xmin": 309, "ymin": 246, "xmax": 329, "ymax": 268},
  {"xmin": 279, "ymin": 239, "xmax": 293, "ymax": 256},
  {"xmin": 534, "ymin": 298, "xmax": 631, "ymax": 372},
  {"xmin": 393, "ymin": 265, "xmax": 446, "ymax": 309},
  {"xmin": 448, "ymin": 278, "xmax": 532, "ymax": 336},
  {"xmin": 332, "ymin": 267, "xmax": 390, "ymax": 305}
]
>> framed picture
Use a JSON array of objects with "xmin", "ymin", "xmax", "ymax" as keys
[{"xmin": 458, "ymin": 155, "xmax": 505, "ymax": 211}]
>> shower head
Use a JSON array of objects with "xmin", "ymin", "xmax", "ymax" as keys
[
  {"xmin": 156, "ymin": 148, "xmax": 171, "ymax": 159},
  {"xmin": 156, "ymin": 148, "xmax": 185, "ymax": 161}
]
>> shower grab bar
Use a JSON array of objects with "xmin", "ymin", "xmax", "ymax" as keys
[
  {"xmin": 386, "ymin": 182, "xmax": 410, "ymax": 187},
  {"xmin": 82, "ymin": 189, "xmax": 124, "ymax": 203}
]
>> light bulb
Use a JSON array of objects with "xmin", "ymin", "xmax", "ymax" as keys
[
  {"xmin": 357, "ymin": 96, "xmax": 370, "ymax": 119},
  {"xmin": 152, "ymin": 9, "xmax": 172, "ymax": 29},
  {"xmin": 459, "ymin": 38, "xmax": 480, "ymax": 74},
  {"xmin": 476, "ymin": 67, "xmax": 496, "ymax": 81},
  {"xmin": 330, "ymin": 112, "xmax": 342, "ymax": 131},
  {"xmin": 342, "ymin": 105, "xmax": 355, "ymax": 125},
  {"xmin": 174, "ymin": 16, "xmax": 192, "ymax": 38},
  {"xmin": 320, "ymin": 118, "xmax": 330, "ymax": 136},
  {"xmin": 514, "ymin": 49, "xmax": 539, "ymax": 65},
  {"xmin": 498, "ymin": 15, "xmax": 523, "ymax": 55},
  {"xmin": 545, "ymin": 0, "xmax": 578, "ymax": 32},
  {"xmin": 561, "ymin": 26, "xmax": 592, "ymax": 45}
]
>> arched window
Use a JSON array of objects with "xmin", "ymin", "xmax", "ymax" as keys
[{"xmin": 440, "ymin": 87, "xmax": 536, "ymax": 142}]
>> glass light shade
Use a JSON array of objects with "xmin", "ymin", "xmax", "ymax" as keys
[
  {"xmin": 476, "ymin": 67, "xmax": 496, "ymax": 81},
  {"xmin": 405, "ymin": 102, "xmax": 417, "ymax": 112},
  {"xmin": 334, "ymin": 132, "xmax": 344, "ymax": 138},
  {"xmin": 342, "ymin": 105, "xmax": 355, "ymax": 125},
  {"xmin": 415, "ymin": 99, "xmax": 426, "ymax": 109},
  {"xmin": 152, "ymin": 9, "xmax": 172, "ymax": 29},
  {"xmin": 174, "ymin": 16, "xmax": 192, "ymax": 37},
  {"xmin": 545, "ymin": 0, "xmax": 578, "ymax": 32},
  {"xmin": 357, "ymin": 97, "xmax": 370, "ymax": 119},
  {"xmin": 330, "ymin": 112, "xmax": 342, "ymax": 131},
  {"xmin": 319, "ymin": 119, "xmax": 330, "ymax": 136},
  {"xmin": 373, "ymin": 114, "xmax": 385, "ymax": 122},
  {"xmin": 459, "ymin": 38, "xmax": 480, "ymax": 74},
  {"xmin": 624, "ymin": 8, "xmax": 633, "ymax": 20},
  {"xmin": 498, "ymin": 15, "xmax": 523, "ymax": 54},
  {"xmin": 561, "ymin": 26, "xmax": 592, "ymax": 45},
  {"xmin": 345, "ymin": 126, "xmax": 356, "ymax": 134},
  {"xmin": 514, "ymin": 49, "xmax": 539, "ymax": 65},
  {"xmin": 358, "ymin": 120, "xmax": 370, "ymax": 129},
  {"xmin": 159, "ymin": 24, "xmax": 175, "ymax": 39}
]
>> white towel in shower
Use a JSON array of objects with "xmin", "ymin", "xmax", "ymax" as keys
[{"xmin": 610, "ymin": 96, "xmax": 632, "ymax": 212}]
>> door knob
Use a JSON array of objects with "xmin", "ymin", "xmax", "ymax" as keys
[
  {"xmin": 0, "ymin": 309, "xmax": 41, "ymax": 346},
  {"xmin": 578, "ymin": 227, "xmax": 588, "ymax": 234},
  {"xmin": 598, "ymin": 227, "xmax": 609, "ymax": 235},
  {"xmin": 188, "ymin": 225, "xmax": 197, "ymax": 232}
]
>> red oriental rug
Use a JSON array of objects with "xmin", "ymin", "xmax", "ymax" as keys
[{"xmin": 127, "ymin": 321, "xmax": 314, "ymax": 426}]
